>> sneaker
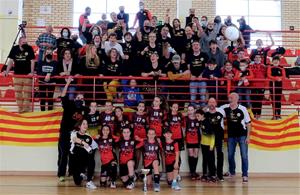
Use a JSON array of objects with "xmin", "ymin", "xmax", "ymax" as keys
[
  {"xmin": 110, "ymin": 181, "xmax": 116, "ymax": 188},
  {"xmin": 176, "ymin": 174, "xmax": 182, "ymax": 182},
  {"xmin": 133, "ymin": 174, "xmax": 137, "ymax": 182},
  {"xmin": 242, "ymin": 176, "xmax": 248, "ymax": 183},
  {"xmin": 171, "ymin": 181, "xmax": 181, "ymax": 191},
  {"xmin": 86, "ymin": 181, "xmax": 97, "ymax": 190},
  {"xmin": 154, "ymin": 183, "xmax": 160, "ymax": 192},
  {"xmin": 208, "ymin": 176, "xmax": 217, "ymax": 183},
  {"xmin": 160, "ymin": 172, "xmax": 167, "ymax": 181},
  {"xmin": 190, "ymin": 173, "xmax": 196, "ymax": 180},
  {"xmin": 59, "ymin": 176, "xmax": 65, "ymax": 182},
  {"xmin": 80, "ymin": 173, "xmax": 87, "ymax": 181},
  {"xmin": 218, "ymin": 176, "xmax": 225, "ymax": 182},
  {"xmin": 126, "ymin": 182, "xmax": 135, "ymax": 190},
  {"xmin": 200, "ymin": 175, "xmax": 208, "ymax": 182}
]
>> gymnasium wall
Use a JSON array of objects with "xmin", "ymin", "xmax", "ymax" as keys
[{"xmin": 1, "ymin": 146, "xmax": 299, "ymax": 174}]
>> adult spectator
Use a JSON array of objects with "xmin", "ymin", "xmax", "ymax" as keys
[
  {"xmin": 117, "ymin": 6, "xmax": 129, "ymax": 30},
  {"xmin": 140, "ymin": 32, "xmax": 162, "ymax": 64},
  {"xmin": 104, "ymin": 33, "xmax": 124, "ymax": 58},
  {"xmin": 220, "ymin": 92, "xmax": 251, "ymax": 183},
  {"xmin": 56, "ymin": 27, "xmax": 75, "ymax": 61},
  {"xmin": 238, "ymin": 17, "xmax": 252, "ymax": 48},
  {"xmin": 70, "ymin": 34, "xmax": 82, "ymax": 63},
  {"xmin": 216, "ymin": 25, "xmax": 230, "ymax": 53},
  {"xmin": 2, "ymin": 37, "xmax": 35, "ymax": 113},
  {"xmin": 202, "ymin": 59, "xmax": 222, "ymax": 99},
  {"xmin": 200, "ymin": 16, "xmax": 208, "ymax": 30},
  {"xmin": 57, "ymin": 48, "xmax": 79, "ymax": 100},
  {"xmin": 78, "ymin": 7, "xmax": 92, "ymax": 44},
  {"xmin": 36, "ymin": 25, "xmax": 57, "ymax": 62},
  {"xmin": 37, "ymin": 47, "xmax": 58, "ymax": 111},
  {"xmin": 185, "ymin": 8, "xmax": 195, "ymax": 26},
  {"xmin": 182, "ymin": 26, "xmax": 197, "ymax": 62},
  {"xmin": 132, "ymin": 1, "xmax": 152, "ymax": 28},
  {"xmin": 107, "ymin": 12, "xmax": 127, "ymax": 42},
  {"xmin": 213, "ymin": 16, "xmax": 223, "ymax": 35},
  {"xmin": 170, "ymin": 19, "xmax": 185, "ymax": 56},
  {"xmin": 200, "ymin": 21, "xmax": 217, "ymax": 53},
  {"xmin": 224, "ymin": 16, "xmax": 236, "ymax": 27},
  {"xmin": 207, "ymin": 40, "xmax": 226, "ymax": 68},
  {"xmin": 167, "ymin": 54, "xmax": 191, "ymax": 108},
  {"xmin": 96, "ymin": 14, "xmax": 110, "ymax": 34},
  {"xmin": 57, "ymin": 77, "xmax": 89, "ymax": 182},
  {"xmin": 121, "ymin": 32, "xmax": 138, "ymax": 76},
  {"xmin": 250, "ymin": 33, "xmax": 274, "ymax": 65},
  {"xmin": 206, "ymin": 97, "xmax": 225, "ymax": 181},
  {"xmin": 186, "ymin": 40, "xmax": 209, "ymax": 107},
  {"xmin": 82, "ymin": 23, "xmax": 102, "ymax": 44}
]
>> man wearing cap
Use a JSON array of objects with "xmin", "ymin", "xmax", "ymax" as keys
[{"xmin": 167, "ymin": 55, "xmax": 191, "ymax": 108}]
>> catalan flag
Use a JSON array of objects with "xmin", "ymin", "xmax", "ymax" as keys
[
  {"xmin": 0, "ymin": 108, "xmax": 62, "ymax": 146},
  {"xmin": 0, "ymin": 108, "xmax": 299, "ymax": 150}
]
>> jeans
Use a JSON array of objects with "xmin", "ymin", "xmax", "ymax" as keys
[
  {"xmin": 228, "ymin": 136, "xmax": 248, "ymax": 177},
  {"xmin": 236, "ymin": 87, "xmax": 251, "ymax": 108},
  {"xmin": 38, "ymin": 49, "xmax": 44, "ymax": 63},
  {"xmin": 190, "ymin": 81, "xmax": 207, "ymax": 107}
]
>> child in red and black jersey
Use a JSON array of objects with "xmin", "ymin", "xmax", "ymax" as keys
[
  {"xmin": 184, "ymin": 104, "xmax": 201, "ymax": 180},
  {"xmin": 138, "ymin": 128, "xmax": 162, "ymax": 192},
  {"xmin": 118, "ymin": 128, "xmax": 138, "ymax": 190},
  {"xmin": 131, "ymin": 102, "xmax": 148, "ymax": 171},
  {"xmin": 163, "ymin": 129, "xmax": 181, "ymax": 191},
  {"xmin": 165, "ymin": 102, "xmax": 185, "ymax": 151},
  {"xmin": 99, "ymin": 101, "xmax": 115, "ymax": 134},
  {"xmin": 114, "ymin": 107, "xmax": 131, "ymax": 138},
  {"xmin": 148, "ymin": 96, "xmax": 167, "ymax": 139},
  {"xmin": 97, "ymin": 125, "xmax": 118, "ymax": 188}
]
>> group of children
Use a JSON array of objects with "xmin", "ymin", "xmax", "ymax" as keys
[{"xmin": 68, "ymin": 96, "xmax": 226, "ymax": 191}]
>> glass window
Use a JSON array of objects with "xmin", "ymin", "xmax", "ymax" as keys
[{"xmin": 73, "ymin": 0, "xmax": 140, "ymax": 27}]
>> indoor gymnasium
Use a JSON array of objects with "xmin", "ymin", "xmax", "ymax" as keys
[{"xmin": 0, "ymin": 0, "xmax": 299, "ymax": 194}]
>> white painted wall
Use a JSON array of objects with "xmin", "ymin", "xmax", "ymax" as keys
[{"xmin": 1, "ymin": 146, "xmax": 299, "ymax": 174}]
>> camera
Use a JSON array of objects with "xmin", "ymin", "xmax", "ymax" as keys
[{"xmin": 19, "ymin": 21, "xmax": 27, "ymax": 29}]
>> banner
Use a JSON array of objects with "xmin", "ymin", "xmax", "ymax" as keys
[{"xmin": 0, "ymin": 108, "xmax": 299, "ymax": 150}]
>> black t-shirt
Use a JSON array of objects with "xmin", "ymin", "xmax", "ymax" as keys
[
  {"xmin": 56, "ymin": 38, "xmax": 75, "ymax": 60},
  {"xmin": 171, "ymin": 28, "xmax": 185, "ymax": 54},
  {"xmin": 37, "ymin": 60, "xmax": 58, "ymax": 83},
  {"xmin": 8, "ymin": 45, "xmax": 35, "ymax": 75},
  {"xmin": 221, "ymin": 104, "xmax": 251, "ymax": 137},
  {"xmin": 136, "ymin": 10, "xmax": 151, "ymax": 28},
  {"xmin": 80, "ymin": 57, "xmax": 101, "ymax": 76},
  {"xmin": 60, "ymin": 96, "xmax": 89, "ymax": 136},
  {"xmin": 56, "ymin": 60, "xmax": 79, "ymax": 84},
  {"xmin": 107, "ymin": 22, "xmax": 123, "ymax": 40},
  {"xmin": 102, "ymin": 58, "xmax": 122, "ymax": 76},
  {"xmin": 187, "ymin": 52, "xmax": 209, "ymax": 77},
  {"xmin": 85, "ymin": 111, "xmax": 100, "ymax": 129},
  {"xmin": 205, "ymin": 110, "xmax": 224, "ymax": 133},
  {"xmin": 183, "ymin": 35, "xmax": 199, "ymax": 56},
  {"xmin": 167, "ymin": 62, "xmax": 189, "ymax": 86}
]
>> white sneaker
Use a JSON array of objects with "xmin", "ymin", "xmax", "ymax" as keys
[
  {"xmin": 80, "ymin": 173, "xmax": 87, "ymax": 181},
  {"xmin": 154, "ymin": 183, "xmax": 160, "ymax": 192},
  {"xmin": 110, "ymin": 181, "xmax": 116, "ymax": 188},
  {"xmin": 172, "ymin": 181, "xmax": 181, "ymax": 191},
  {"xmin": 86, "ymin": 181, "xmax": 97, "ymax": 190},
  {"xmin": 126, "ymin": 182, "xmax": 135, "ymax": 190}
]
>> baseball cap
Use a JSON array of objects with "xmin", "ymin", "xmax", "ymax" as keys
[{"xmin": 172, "ymin": 54, "xmax": 181, "ymax": 63}]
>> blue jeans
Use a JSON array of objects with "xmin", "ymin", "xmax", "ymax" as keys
[
  {"xmin": 236, "ymin": 87, "xmax": 251, "ymax": 108},
  {"xmin": 228, "ymin": 136, "xmax": 248, "ymax": 177},
  {"xmin": 190, "ymin": 81, "xmax": 206, "ymax": 107},
  {"xmin": 38, "ymin": 49, "xmax": 45, "ymax": 63},
  {"xmin": 60, "ymin": 86, "xmax": 76, "ymax": 100}
]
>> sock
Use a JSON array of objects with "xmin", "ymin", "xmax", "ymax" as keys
[
  {"xmin": 154, "ymin": 174, "xmax": 160, "ymax": 184},
  {"xmin": 188, "ymin": 156, "xmax": 193, "ymax": 173},
  {"xmin": 110, "ymin": 164, "xmax": 117, "ymax": 182},
  {"xmin": 194, "ymin": 157, "xmax": 198, "ymax": 172},
  {"xmin": 100, "ymin": 180, "xmax": 106, "ymax": 187}
]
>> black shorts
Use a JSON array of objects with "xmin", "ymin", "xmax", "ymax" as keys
[
  {"xmin": 100, "ymin": 160, "xmax": 117, "ymax": 177},
  {"xmin": 186, "ymin": 143, "xmax": 200, "ymax": 148},
  {"xmin": 166, "ymin": 160, "xmax": 181, "ymax": 173},
  {"xmin": 144, "ymin": 160, "xmax": 160, "ymax": 175},
  {"xmin": 174, "ymin": 139, "xmax": 185, "ymax": 151}
]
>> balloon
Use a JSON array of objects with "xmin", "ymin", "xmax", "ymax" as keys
[{"xmin": 225, "ymin": 26, "xmax": 240, "ymax": 41}]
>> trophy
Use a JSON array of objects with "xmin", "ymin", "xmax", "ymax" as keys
[{"xmin": 141, "ymin": 169, "xmax": 150, "ymax": 192}]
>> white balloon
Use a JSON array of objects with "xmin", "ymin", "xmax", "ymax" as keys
[{"xmin": 225, "ymin": 26, "xmax": 240, "ymax": 41}]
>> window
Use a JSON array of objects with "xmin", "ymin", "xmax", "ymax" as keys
[
  {"xmin": 216, "ymin": 0, "xmax": 281, "ymax": 47},
  {"xmin": 73, "ymin": 0, "xmax": 140, "ymax": 27}
]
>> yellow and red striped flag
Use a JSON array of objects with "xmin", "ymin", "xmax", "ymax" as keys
[
  {"xmin": 0, "ymin": 108, "xmax": 299, "ymax": 150},
  {"xmin": 0, "ymin": 108, "xmax": 62, "ymax": 146}
]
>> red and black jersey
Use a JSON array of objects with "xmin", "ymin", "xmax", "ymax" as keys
[
  {"xmin": 167, "ymin": 113, "xmax": 184, "ymax": 140},
  {"xmin": 132, "ymin": 112, "xmax": 148, "ymax": 141},
  {"xmin": 115, "ymin": 115, "xmax": 131, "ymax": 137},
  {"xmin": 148, "ymin": 108, "xmax": 166, "ymax": 137},
  {"xmin": 164, "ymin": 140, "xmax": 179, "ymax": 165},
  {"xmin": 98, "ymin": 137, "xmax": 116, "ymax": 165},
  {"xmin": 143, "ymin": 139, "xmax": 161, "ymax": 167},
  {"xmin": 184, "ymin": 117, "xmax": 200, "ymax": 144},
  {"xmin": 99, "ymin": 112, "xmax": 115, "ymax": 133},
  {"xmin": 119, "ymin": 139, "xmax": 136, "ymax": 165}
]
